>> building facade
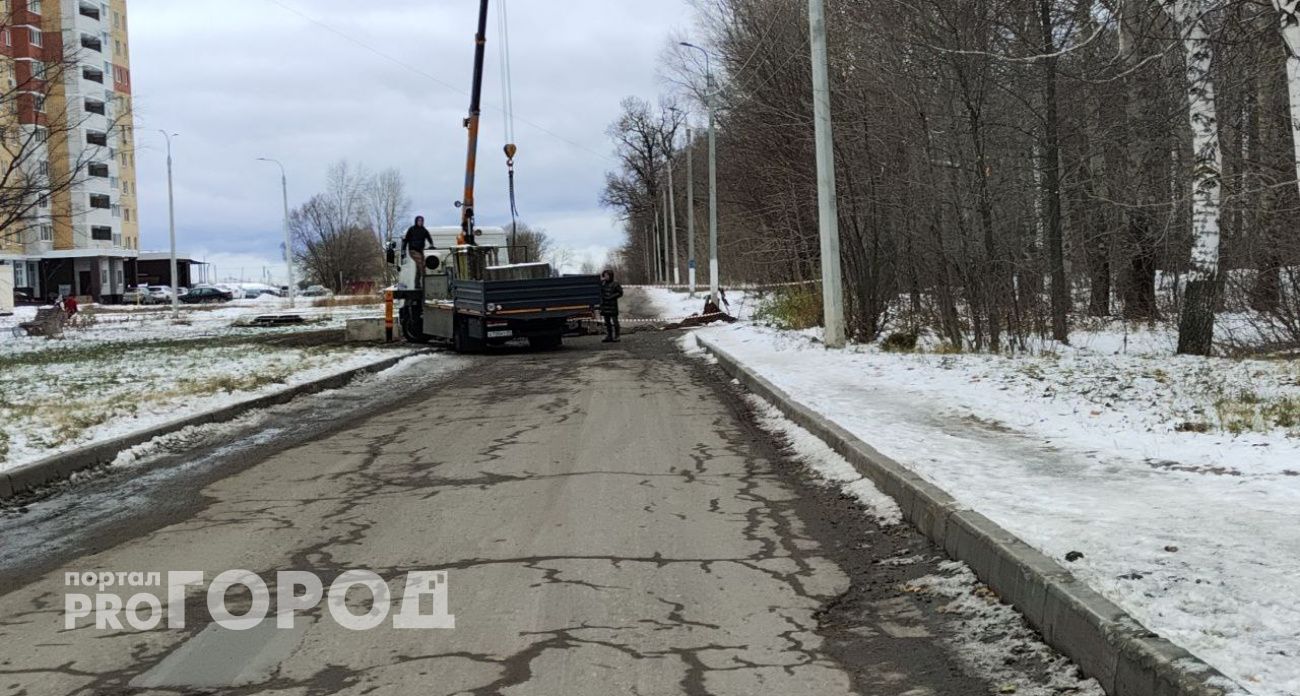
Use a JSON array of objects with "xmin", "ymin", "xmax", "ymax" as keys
[{"xmin": 0, "ymin": 0, "xmax": 138, "ymax": 302}]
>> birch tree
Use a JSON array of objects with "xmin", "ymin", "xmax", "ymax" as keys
[
  {"xmin": 1275, "ymin": 0, "xmax": 1300, "ymax": 196},
  {"xmin": 1165, "ymin": 0, "xmax": 1224, "ymax": 355}
]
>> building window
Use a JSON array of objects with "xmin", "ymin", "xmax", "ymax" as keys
[
  {"xmin": 37, "ymin": 194, "xmax": 48, "ymax": 208},
  {"xmin": 123, "ymin": 208, "xmax": 130, "ymax": 222},
  {"xmin": 88, "ymin": 163, "xmax": 109, "ymax": 178},
  {"xmin": 91, "ymin": 225, "xmax": 112, "ymax": 240},
  {"xmin": 37, "ymin": 160, "xmax": 48, "ymax": 175},
  {"xmin": 89, "ymin": 193, "xmax": 111, "ymax": 209},
  {"xmin": 87, "ymin": 130, "xmax": 108, "ymax": 147},
  {"xmin": 34, "ymin": 95, "xmax": 45, "ymax": 113},
  {"xmin": 30, "ymin": 0, "xmax": 42, "ymax": 13},
  {"xmin": 84, "ymin": 99, "xmax": 105, "ymax": 115},
  {"xmin": 30, "ymin": 28, "xmax": 41, "ymax": 47},
  {"xmin": 39, "ymin": 224, "xmax": 52, "ymax": 241}
]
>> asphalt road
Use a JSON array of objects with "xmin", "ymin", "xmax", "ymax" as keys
[{"xmin": 0, "ymin": 297, "xmax": 1084, "ymax": 695}]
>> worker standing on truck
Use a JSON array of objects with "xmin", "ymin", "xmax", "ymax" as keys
[
  {"xmin": 402, "ymin": 216, "xmax": 435, "ymax": 284},
  {"xmin": 600, "ymin": 270, "xmax": 622, "ymax": 343}
]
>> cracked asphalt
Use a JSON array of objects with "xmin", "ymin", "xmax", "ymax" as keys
[{"xmin": 0, "ymin": 295, "xmax": 1084, "ymax": 695}]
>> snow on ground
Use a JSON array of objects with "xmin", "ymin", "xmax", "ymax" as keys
[
  {"xmin": 637, "ymin": 286, "xmax": 761, "ymax": 322},
  {"xmin": 681, "ymin": 319, "xmax": 1300, "ymax": 696},
  {"xmin": 0, "ymin": 297, "xmax": 408, "ymax": 471},
  {"xmin": 0, "ymin": 298, "xmax": 383, "ymax": 358},
  {"xmin": 906, "ymin": 561, "xmax": 1106, "ymax": 696}
]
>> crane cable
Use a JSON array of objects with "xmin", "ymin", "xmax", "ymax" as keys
[{"xmin": 497, "ymin": 0, "xmax": 522, "ymax": 257}]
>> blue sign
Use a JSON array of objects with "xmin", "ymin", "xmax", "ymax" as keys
[{"xmin": 688, "ymin": 260, "xmax": 696, "ymax": 269}]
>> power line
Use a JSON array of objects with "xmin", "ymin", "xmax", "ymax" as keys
[{"xmin": 261, "ymin": 0, "xmax": 613, "ymax": 164}]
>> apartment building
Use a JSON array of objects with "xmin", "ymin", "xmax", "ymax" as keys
[{"xmin": 0, "ymin": 0, "xmax": 138, "ymax": 303}]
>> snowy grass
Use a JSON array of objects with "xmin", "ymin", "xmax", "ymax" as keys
[
  {"xmin": 678, "ymin": 318, "xmax": 1300, "ymax": 696},
  {"xmin": 0, "ymin": 338, "xmax": 406, "ymax": 469}
]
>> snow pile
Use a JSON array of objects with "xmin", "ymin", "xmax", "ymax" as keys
[
  {"xmin": 690, "ymin": 322, "xmax": 1299, "ymax": 696},
  {"xmin": 740, "ymin": 389, "xmax": 902, "ymax": 526},
  {"xmin": 639, "ymin": 286, "xmax": 760, "ymax": 322},
  {"xmin": 906, "ymin": 561, "xmax": 1106, "ymax": 696}
]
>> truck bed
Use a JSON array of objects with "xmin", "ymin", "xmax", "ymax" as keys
[{"xmin": 453, "ymin": 274, "xmax": 602, "ymax": 319}]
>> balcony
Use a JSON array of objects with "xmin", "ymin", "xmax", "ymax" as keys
[
  {"xmin": 84, "ymin": 99, "xmax": 105, "ymax": 116},
  {"xmin": 80, "ymin": 36, "xmax": 102, "ymax": 53},
  {"xmin": 82, "ymin": 67, "xmax": 104, "ymax": 84},
  {"xmin": 89, "ymin": 194, "xmax": 111, "ymax": 210},
  {"xmin": 86, "ymin": 131, "xmax": 108, "ymax": 147},
  {"xmin": 88, "ymin": 163, "xmax": 109, "ymax": 178},
  {"xmin": 79, "ymin": 3, "xmax": 102, "ymax": 21},
  {"xmin": 91, "ymin": 226, "xmax": 113, "ymax": 241}
]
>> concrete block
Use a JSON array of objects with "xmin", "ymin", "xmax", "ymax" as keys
[{"xmin": 346, "ymin": 318, "xmax": 386, "ymax": 342}]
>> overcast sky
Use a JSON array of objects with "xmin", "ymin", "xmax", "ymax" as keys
[{"xmin": 129, "ymin": 0, "xmax": 697, "ymax": 282}]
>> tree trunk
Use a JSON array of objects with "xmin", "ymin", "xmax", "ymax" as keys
[
  {"xmin": 1274, "ymin": 1, "xmax": 1300, "ymax": 198},
  {"xmin": 1040, "ymin": 0, "xmax": 1069, "ymax": 343},
  {"xmin": 1167, "ymin": 0, "xmax": 1225, "ymax": 355}
]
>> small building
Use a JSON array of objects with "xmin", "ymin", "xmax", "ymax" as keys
[{"xmin": 134, "ymin": 252, "xmax": 210, "ymax": 288}]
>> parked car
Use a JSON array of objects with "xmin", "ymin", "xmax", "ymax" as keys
[
  {"xmin": 121, "ymin": 287, "xmax": 156, "ymax": 305},
  {"xmin": 301, "ymin": 285, "xmax": 334, "ymax": 297},
  {"xmin": 146, "ymin": 285, "xmax": 176, "ymax": 302},
  {"xmin": 180, "ymin": 287, "xmax": 233, "ymax": 304}
]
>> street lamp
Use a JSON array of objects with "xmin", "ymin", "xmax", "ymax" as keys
[
  {"xmin": 159, "ymin": 130, "xmax": 179, "ymax": 320},
  {"xmin": 256, "ymin": 157, "xmax": 295, "ymax": 307},
  {"xmin": 680, "ymin": 41, "xmax": 719, "ymax": 304}
]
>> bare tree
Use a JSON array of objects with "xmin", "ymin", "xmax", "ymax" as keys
[{"xmin": 365, "ymin": 167, "xmax": 411, "ymax": 247}]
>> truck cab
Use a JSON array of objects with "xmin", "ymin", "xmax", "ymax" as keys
[{"xmin": 390, "ymin": 227, "xmax": 601, "ymax": 352}]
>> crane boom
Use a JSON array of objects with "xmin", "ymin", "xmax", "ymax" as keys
[{"xmin": 459, "ymin": 0, "xmax": 491, "ymax": 245}]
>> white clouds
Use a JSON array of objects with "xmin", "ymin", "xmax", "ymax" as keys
[{"xmin": 129, "ymin": 0, "xmax": 694, "ymax": 265}]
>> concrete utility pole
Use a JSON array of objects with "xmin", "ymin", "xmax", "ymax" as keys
[
  {"xmin": 661, "ymin": 183, "xmax": 672, "ymax": 283},
  {"xmin": 685, "ymin": 127, "xmax": 696, "ymax": 297},
  {"xmin": 808, "ymin": 0, "xmax": 846, "ymax": 348},
  {"xmin": 159, "ymin": 131, "xmax": 179, "ymax": 320},
  {"xmin": 681, "ymin": 42, "xmax": 719, "ymax": 303},
  {"xmin": 650, "ymin": 208, "xmax": 660, "ymax": 284},
  {"xmin": 257, "ymin": 158, "xmax": 296, "ymax": 308},
  {"xmin": 667, "ymin": 156, "xmax": 680, "ymax": 286}
]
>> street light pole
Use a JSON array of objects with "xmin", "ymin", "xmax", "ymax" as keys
[
  {"xmin": 159, "ymin": 130, "xmax": 179, "ymax": 320},
  {"xmin": 257, "ymin": 158, "xmax": 296, "ymax": 308},
  {"xmin": 667, "ymin": 153, "xmax": 680, "ymax": 286},
  {"xmin": 681, "ymin": 42, "xmax": 719, "ymax": 304},
  {"xmin": 808, "ymin": 0, "xmax": 846, "ymax": 347},
  {"xmin": 685, "ymin": 126, "xmax": 696, "ymax": 297}
]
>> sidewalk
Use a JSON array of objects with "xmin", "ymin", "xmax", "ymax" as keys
[{"xmin": 686, "ymin": 323, "xmax": 1299, "ymax": 696}]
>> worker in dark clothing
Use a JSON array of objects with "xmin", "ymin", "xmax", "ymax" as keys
[
  {"xmin": 600, "ymin": 270, "xmax": 623, "ymax": 343},
  {"xmin": 401, "ymin": 216, "xmax": 435, "ymax": 284}
]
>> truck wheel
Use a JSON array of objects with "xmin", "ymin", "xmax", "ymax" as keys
[
  {"xmin": 399, "ymin": 305, "xmax": 430, "ymax": 344},
  {"xmin": 453, "ymin": 325, "xmax": 480, "ymax": 353},
  {"xmin": 528, "ymin": 334, "xmax": 562, "ymax": 351}
]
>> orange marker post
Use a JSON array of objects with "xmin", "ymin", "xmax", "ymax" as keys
[{"xmin": 384, "ymin": 290, "xmax": 394, "ymax": 343}]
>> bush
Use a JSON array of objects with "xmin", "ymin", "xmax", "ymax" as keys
[
  {"xmin": 753, "ymin": 287, "xmax": 823, "ymax": 331},
  {"xmin": 882, "ymin": 331, "xmax": 919, "ymax": 353}
]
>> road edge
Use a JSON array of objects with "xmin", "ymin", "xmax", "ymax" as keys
[
  {"xmin": 2, "ymin": 350, "xmax": 426, "ymax": 500},
  {"xmin": 696, "ymin": 333, "xmax": 1243, "ymax": 696}
]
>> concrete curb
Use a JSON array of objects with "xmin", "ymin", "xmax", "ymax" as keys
[
  {"xmin": 2, "ymin": 350, "xmax": 426, "ymax": 500},
  {"xmin": 697, "ymin": 334, "xmax": 1242, "ymax": 696}
]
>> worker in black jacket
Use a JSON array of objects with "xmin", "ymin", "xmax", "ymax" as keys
[
  {"xmin": 600, "ymin": 270, "xmax": 623, "ymax": 343},
  {"xmin": 401, "ymin": 216, "xmax": 435, "ymax": 285}
]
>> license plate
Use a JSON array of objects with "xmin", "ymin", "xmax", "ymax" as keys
[{"xmin": 487, "ymin": 330, "xmax": 512, "ymax": 338}]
